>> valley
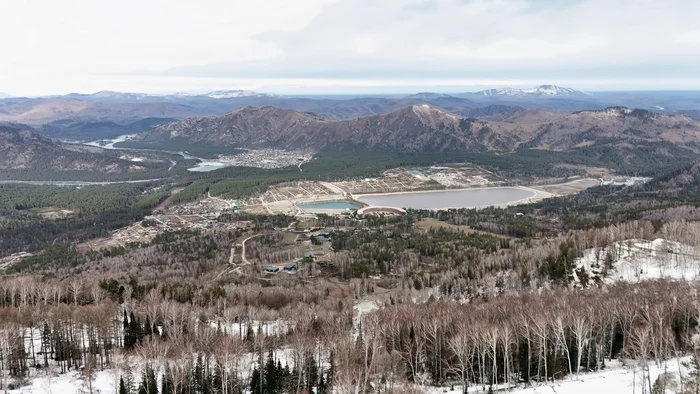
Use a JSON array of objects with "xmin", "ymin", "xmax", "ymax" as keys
[{"xmin": 3, "ymin": 88, "xmax": 700, "ymax": 394}]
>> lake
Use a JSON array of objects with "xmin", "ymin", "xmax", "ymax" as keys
[
  {"xmin": 188, "ymin": 161, "xmax": 232, "ymax": 172},
  {"xmin": 299, "ymin": 201, "xmax": 361, "ymax": 210},
  {"xmin": 355, "ymin": 187, "xmax": 535, "ymax": 209}
]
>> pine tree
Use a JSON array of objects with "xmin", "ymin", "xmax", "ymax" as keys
[
  {"xmin": 305, "ymin": 353, "xmax": 318, "ymax": 393},
  {"xmin": 137, "ymin": 367, "xmax": 157, "ymax": 394},
  {"xmin": 212, "ymin": 364, "xmax": 223, "ymax": 394},
  {"xmin": 123, "ymin": 310, "xmax": 133, "ymax": 349},
  {"xmin": 193, "ymin": 355, "xmax": 204, "ymax": 394},
  {"xmin": 147, "ymin": 367, "xmax": 158, "ymax": 394},
  {"xmin": 683, "ymin": 352, "xmax": 700, "ymax": 394},
  {"xmin": 264, "ymin": 352, "xmax": 278, "ymax": 393},
  {"xmin": 144, "ymin": 316, "xmax": 153, "ymax": 337},
  {"xmin": 119, "ymin": 376, "xmax": 129, "ymax": 394},
  {"xmin": 124, "ymin": 368, "xmax": 136, "ymax": 394},
  {"xmin": 161, "ymin": 367, "xmax": 174, "ymax": 394},
  {"xmin": 317, "ymin": 372, "xmax": 327, "ymax": 394},
  {"xmin": 250, "ymin": 367, "xmax": 261, "ymax": 394},
  {"xmin": 130, "ymin": 312, "xmax": 144, "ymax": 345}
]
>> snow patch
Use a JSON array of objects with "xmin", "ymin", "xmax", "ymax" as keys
[
  {"xmin": 575, "ymin": 238, "xmax": 700, "ymax": 284},
  {"xmin": 474, "ymin": 85, "xmax": 589, "ymax": 97},
  {"xmin": 204, "ymin": 90, "xmax": 279, "ymax": 99}
]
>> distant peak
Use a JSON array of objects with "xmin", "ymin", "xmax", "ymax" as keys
[
  {"xmin": 405, "ymin": 92, "xmax": 453, "ymax": 99},
  {"xmin": 472, "ymin": 85, "xmax": 590, "ymax": 97},
  {"xmin": 204, "ymin": 90, "xmax": 280, "ymax": 99}
]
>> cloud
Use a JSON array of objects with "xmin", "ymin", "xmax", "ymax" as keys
[
  {"xmin": 170, "ymin": 0, "xmax": 700, "ymax": 79},
  {"xmin": 2, "ymin": 0, "xmax": 700, "ymax": 94}
]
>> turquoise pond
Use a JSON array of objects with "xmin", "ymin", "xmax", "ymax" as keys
[{"xmin": 298, "ymin": 201, "xmax": 361, "ymax": 210}]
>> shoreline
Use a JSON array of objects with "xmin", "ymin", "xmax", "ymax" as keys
[
  {"xmin": 352, "ymin": 185, "xmax": 556, "ymax": 211},
  {"xmin": 351, "ymin": 185, "xmax": 526, "ymax": 199},
  {"xmin": 256, "ymin": 185, "xmax": 558, "ymax": 214}
]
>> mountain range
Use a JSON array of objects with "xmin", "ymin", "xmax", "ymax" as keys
[
  {"xmin": 469, "ymin": 85, "xmax": 591, "ymax": 97},
  {"xmin": 2, "ymin": 86, "xmax": 700, "ymax": 141},
  {"xmin": 132, "ymin": 104, "xmax": 700, "ymax": 156}
]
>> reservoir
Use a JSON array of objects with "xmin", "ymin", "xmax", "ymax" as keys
[
  {"xmin": 298, "ymin": 201, "xmax": 361, "ymax": 210},
  {"xmin": 355, "ymin": 187, "xmax": 535, "ymax": 210},
  {"xmin": 188, "ymin": 161, "xmax": 232, "ymax": 172}
]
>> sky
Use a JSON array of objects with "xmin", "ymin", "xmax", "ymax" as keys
[{"xmin": 2, "ymin": 0, "xmax": 700, "ymax": 96}]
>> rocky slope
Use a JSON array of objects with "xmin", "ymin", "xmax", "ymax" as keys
[
  {"xmin": 134, "ymin": 105, "xmax": 700, "ymax": 155},
  {"xmin": 0, "ymin": 124, "xmax": 144, "ymax": 174},
  {"xmin": 136, "ymin": 105, "xmax": 518, "ymax": 152}
]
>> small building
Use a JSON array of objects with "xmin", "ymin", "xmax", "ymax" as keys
[
  {"xmin": 265, "ymin": 266, "xmax": 280, "ymax": 273},
  {"xmin": 313, "ymin": 235, "xmax": 329, "ymax": 244},
  {"xmin": 283, "ymin": 263, "xmax": 298, "ymax": 271},
  {"xmin": 315, "ymin": 228, "xmax": 333, "ymax": 237}
]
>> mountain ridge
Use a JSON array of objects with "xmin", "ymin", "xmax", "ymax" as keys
[
  {"xmin": 0, "ymin": 124, "xmax": 143, "ymax": 175},
  {"xmin": 470, "ymin": 85, "xmax": 590, "ymax": 97},
  {"xmin": 133, "ymin": 104, "xmax": 700, "ymax": 155}
]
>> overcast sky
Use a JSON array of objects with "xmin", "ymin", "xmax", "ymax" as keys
[{"xmin": 2, "ymin": 0, "xmax": 700, "ymax": 96}]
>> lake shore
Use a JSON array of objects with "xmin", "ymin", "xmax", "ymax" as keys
[{"xmin": 353, "ymin": 185, "xmax": 554, "ymax": 210}]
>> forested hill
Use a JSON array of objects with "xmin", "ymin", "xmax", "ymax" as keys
[
  {"xmin": 132, "ymin": 105, "xmax": 700, "ymax": 158},
  {"xmin": 0, "ymin": 124, "xmax": 138, "ymax": 174},
  {"xmin": 0, "ymin": 124, "xmax": 190, "ymax": 181},
  {"xmin": 512, "ymin": 160, "xmax": 700, "ymax": 230},
  {"xmin": 132, "ymin": 104, "xmax": 514, "ymax": 153}
]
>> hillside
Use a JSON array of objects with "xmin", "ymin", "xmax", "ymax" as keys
[
  {"xmin": 528, "ymin": 107, "xmax": 700, "ymax": 150},
  {"xmin": 133, "ymin": 105, "xmax": 516, "ymax": 153},
  {"xmin": 0, "ymin": 124, "xmax": 152, "ymax": 178},
  {"xmin": 132, "ymin": 105, "xmax": 700, "ymax": 157}
]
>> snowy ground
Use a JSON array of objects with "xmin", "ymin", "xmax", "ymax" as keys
[
  {"xmin": 575, "ymin": 238, "xmax": 700, "ymax": 284},
  {"xmin": 427, "ymin": 358, "xmax": 690, "ymax": 394},
  {"xmin": 7, "ymin": 357, "xmax": 691, "ymax": 394},
  {"xmin": 7, "ymin": 368, "xmax": 120, "ymax": 394}
]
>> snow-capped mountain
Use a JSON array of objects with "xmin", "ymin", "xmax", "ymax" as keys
[
  {"xmin": 204, "ymin": 90, "xmax": 280, "ymax": 99},
  {"xmin": 89, "ymin": 91, "xmax": 152, "ymax": 101},
  {"xmin": 40, "ymin": 90, "xmax": 282, "ymax": 101},
  {"xmin": 473, "ymin": 85, "xmax": 590, "ymax": 97}
]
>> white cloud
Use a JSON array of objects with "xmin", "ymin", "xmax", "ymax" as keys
[{"xmin": 1, "ymin": 0, "xmax": 699, "ymax": 95}]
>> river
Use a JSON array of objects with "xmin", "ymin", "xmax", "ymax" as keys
[
  {"xmin": 355, "ymin": 187, "xmax": 536, "ymax": 209},
  {"xmin": 0, "ymin": 179, "xmax": 161, "ymax": 186}
]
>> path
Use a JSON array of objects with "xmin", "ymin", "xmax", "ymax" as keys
[
  {"xmin": 240, "ymin": 234, "xmax": 264, "ymax": 265},
  {"xmin": 207, "ymin": 191, "xmax": 235, "ymax": 209},
  {"xmin": 319, "ymin": 182, "xmax": 348, "ymax": 198}
]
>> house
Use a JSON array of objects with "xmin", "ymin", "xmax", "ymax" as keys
[
  {"xmin": 313, "ymin": 235, "xmax": 329, "ymax": 244},
  {"xmin": 283, "ymin": 263, "xmax": 298, "ymax": 271},
  {"xmin": 265, "ymin": 266, "xmax": 280, "ymax": 273}
]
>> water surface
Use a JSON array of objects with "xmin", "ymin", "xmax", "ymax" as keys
[{"xmin": 356, "ymin": 188, "xmax": 534, "ymax": 209}]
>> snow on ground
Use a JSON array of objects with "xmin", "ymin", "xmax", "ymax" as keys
[
  {"xmin": 427, "ymin": 357, "xmax": 690, "ymax": 394},
  {"xmin": 209, "ymin": 318, "xmax": 293, "ymax": 338},
  {"xmin": 353, "ymin": 299, "xmax": 380, "ymax": 334},
  {"xmin": 8, "ymin": 368, "xmax": 120, "ymax": 394},
  {"xmin": 575, "ymin": 238, "xmax": 700, "ymax": 283}
]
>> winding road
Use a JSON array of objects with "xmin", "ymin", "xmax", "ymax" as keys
[{"xmin": 239, "ymin": 234, "xmax": 264, "ymax": 265}]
